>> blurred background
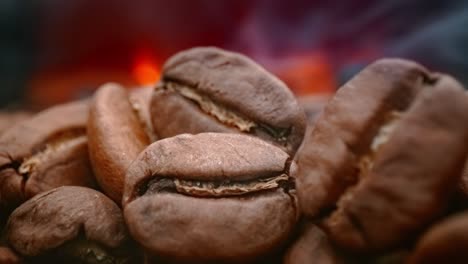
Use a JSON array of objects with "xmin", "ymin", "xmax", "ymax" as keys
[{"xmin": 1, "ymin": 0, "xmax": 468, "ymax": 110}]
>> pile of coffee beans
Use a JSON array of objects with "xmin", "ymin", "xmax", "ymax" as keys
[{"xmin": 1, "ymin": 47, "xmax": 468, "ymax": 264}]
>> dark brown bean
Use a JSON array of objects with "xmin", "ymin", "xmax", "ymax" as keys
[
  {"xmin": 6, "ymin": 186, "xmax": 138, "ymax": 263},
  {"xmin": 295, "ymin": 59, "xmax": 430, "ymax": 218},
  {"xmin": 123, "ymin": 133, "xmax": 298, "ymax": 263},
  {"xmin": 88, "ymin": 83, "xmax": 150, "ymax": 204},
  {"xmin": 0, "ymin": 100, "xmax": 96, "ymax": 218},
  {"xmin": 150, "ymin": 47, "xmax": 306, "ymax": 155},
  {"xmin": 295, "ymin": 58, "xmax": 468, "ymax": 251},
  {"xmin": 321, "ymin": 73, "xmax": 468, "ymax": 252}
]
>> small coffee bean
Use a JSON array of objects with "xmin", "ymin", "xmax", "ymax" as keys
[
  {"xmin": 6, "ymin": 186, "xmax": 139, "ymax": 263},
  {"xmin": 88, "ymin": 83, "xmax": 150, "ymax": 204}
]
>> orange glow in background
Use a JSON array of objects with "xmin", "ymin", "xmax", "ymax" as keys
[
  {"xmin": 18, "ymin": 1, "xmax": 468, "ymax": 109},
  {"xmin": 132, "ymin": 51, "xmax": 161, "ymax": 86}
]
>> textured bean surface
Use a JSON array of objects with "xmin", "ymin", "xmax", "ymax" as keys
[
  {"xmin": 6, "ymin": 186, "xmax": 134, "ymax": 263},
  {"xmin": 88, "ymin": 83, "xmax": 150, "ymax": 203},
  {"xmin": 123, "ymin": 133, "xmax": 298, "ymax": 262}
]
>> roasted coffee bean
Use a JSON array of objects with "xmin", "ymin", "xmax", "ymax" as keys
[
  {"xmin": 88, "ymin": 83, "xmax": 150, "ymax": 204},
  {"xmin": 6, "ymin": 186, "xmax": 138, "ymax": 263},
  {"xmin": 0, "ymin": 100, "xmax": 96, "ymax": 218},
  {"xmin": 123, "ymin": 133, "xmax": 298, "ymax": 263},
  {"xmin": 295, "ymin": 59, "xmax": 430, "ymax": 218},
  {"xmin": 0, "ymin": 246, "xmax": 21, "ymax": 264},
  {"xmin": 283, "ymin": 222, "xmax": 344, "ymax": 264},
  {"xmin": 150, "ymin": 47, "xmax": 306, "ymax": 155},
  {"xmin": 295, "ymin": 59, "xmax": 468, "ymax": 251},
  {"xmin": 407, "ymin": 212, "xmax": 468, "ymax": 264}
]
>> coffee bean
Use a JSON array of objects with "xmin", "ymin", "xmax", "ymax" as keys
[
  {"xmin": 3, "ymin": 50, "xmax": 468, "ymax": 263},
  {"xmin": 6, "ymin": 186, "xmax": 139, "ymax": 263},
  {"xmin": 150, "ymin": 47, "xmax": 306, "ymax": 155},
  {"xmin": 88, "ymin": 83, "xmax": 150, "ymax": 204},
  {"xmin": 295, "ymin": 59, "xmax": 430, "ymax": 218},
  {"xmin": 123, "ymin": 133, "xmax": 298, "ymax": 262},
  {"xmin": 0, "ymin": 100, "xmax": 96, "ymax": 217},
  {"xmin": 295, "ymin": 58, "xmax": 468, "ymax": 251}
]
